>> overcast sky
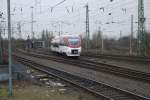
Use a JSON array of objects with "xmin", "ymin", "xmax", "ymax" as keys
[{"xmin": 0, "ymin": 0, "xmax": 150, "ymax": 39}]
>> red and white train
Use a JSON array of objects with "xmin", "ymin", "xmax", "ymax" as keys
[{"xmin": 51, "ymin": 34, "xmax": 82, "ymax": 57}]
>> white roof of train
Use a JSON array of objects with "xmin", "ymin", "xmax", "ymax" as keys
[
  {"xmin": 60, "ymin": 34, "xmax": 80, "ymax": 37},
  {"xmin": 53, "ymin": 34, "xmax": 80, "ymax": 39},
  {"xmin": 51, "ymin": 34, "xmax": 81, "ymax": 43}
]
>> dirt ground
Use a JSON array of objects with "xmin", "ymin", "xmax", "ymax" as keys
[{"xmin": 0, "ymin": 80, "xmax": 100, "ymax": 100}]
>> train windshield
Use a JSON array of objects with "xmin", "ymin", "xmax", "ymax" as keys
[{"xmin": 68, "ymin": 38, "xmax": 80, "ymax": 46}]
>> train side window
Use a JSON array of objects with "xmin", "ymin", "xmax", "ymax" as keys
[
  {"xmin": 60, "ymin": 41, "xmax": 63, "ymax": 46},
  {"xmin": 51, "ymin": 43, "xmax": 54, "ymax": 47},
  {"xmin": 60, "ymin": 38, "xmax": 64, "ymax": 46},
  {"xmin": 55, "ymin": 43, "xmax": 59, "ymax": 47}
]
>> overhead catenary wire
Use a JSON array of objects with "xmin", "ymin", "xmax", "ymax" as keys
[{"xmin": 8, "ymin": 0, "xmax": 150, "ymax": 39}]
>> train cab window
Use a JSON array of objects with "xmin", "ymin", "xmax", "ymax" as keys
[{"xmin": 68, "ymin": 38, "xmax": 80, "ymax": 46}]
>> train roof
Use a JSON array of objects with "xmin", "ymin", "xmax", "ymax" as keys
[
  {"xmin": 51, "ymin": 34, "xmax": 81, "ymax": 42},
  {"xmin": 53, "ymin": 34, "xmax": 80, "ymax": 38},
  {"xmin": 61, "ymin": 34, "xmax": 80, "ymax": 37}
]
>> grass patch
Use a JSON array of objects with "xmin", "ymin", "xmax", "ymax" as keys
[
  {"xmin": 0, "ymin": 85, "xmax": 9, "ymax": 100},
  {"xmin": 0, "ymin": 87, "xmax": 8, "ymax": 97}
]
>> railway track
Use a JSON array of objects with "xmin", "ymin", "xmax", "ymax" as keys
[
  {"xmin": 81, "ymin": 53, "xmax": 150, "ymax": 64},
  {"xmin": 26, "ymin": 49, "xmax": 150, "ymax": 63},
  {"xmin": 14, "ymin": 55, "xmax": 150, "ymax": 100},
  {"xmin": 17, "ymin": 49, "xmax": 150, "ymax": 82}
]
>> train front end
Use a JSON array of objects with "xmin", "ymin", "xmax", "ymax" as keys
[{"xmin": 64, "ymin": 36, "xmax": 81, "ymax": 57}]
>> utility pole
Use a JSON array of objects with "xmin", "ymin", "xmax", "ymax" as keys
[
  {"xmin": 0, "ymin": 12, "xmax": 3, "ymax": 64},
  {"xmin": 98, "ymin": 26, "xmax": 103, "ymax": 54},
  {"xmin": 101, "ymin": 31, "xmax": 104, "ymax": 54},
  {"xmin": 17, "ymin": 21, "xmax": 22, "ymax": 39},
  {"xmin": 138, "ymin": 0, "xmax": 146, "ymax": 56},
  {"xmin": 85, "ymin": 4, "xmax": 90, "ymax": 51},
  {"xmin": 31, "ymin": 6, "xmax": 34, "ymax": 40},
  {"xmin": 58, "ymin": 22, "xmax": 61, "ymax": 36},
  {"xmin": 7, "ymin": 0, "xmax": 13, "ymax": 96},
  {"xmin": 95, "ymin": 26, "xmax": 98, "ymax": 54},
  {"xmin": 120, "ymin": 30, "xmax": 122, "ymax": 40},
  {"xmin": 0, "ymin": 26, "xmax": 2, "ymax": 64},
  {"xmin": 130, "ymin": 15, "xmax": 134, "ymax": 55}
]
